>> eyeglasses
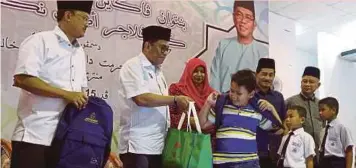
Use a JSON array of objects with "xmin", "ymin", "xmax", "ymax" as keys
[
  {"xmin": 234, "ymin": 11, "xmax": 254, "ymax": 22},
  {"xmin": 151, "ymin": 43, "xmax": 171, "ymax": 54},
  {"xmin": 73, "ymin": 12, "xmax": 89, "ymax": 22},
  {"xmin": 159, "ymin": 45, "xmax": 171, "ymax": 54}
]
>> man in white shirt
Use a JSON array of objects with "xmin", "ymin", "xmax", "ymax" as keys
[
  {"xmin": 117, "ymin": 25, "xmax": 192, "ymax": 168},
  {"xmin": 10, "ymin": 1, "xmax": 93, "ymax": 168}
]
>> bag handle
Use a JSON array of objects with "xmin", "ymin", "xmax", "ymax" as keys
[
  {"xmin": 177, "ymin": 112, "xmax": 186, "ymax": 130},
  {"xmin": 189, "ymin": 102, "xmax": 202, "ymax": 133},
  {"xmin": 177, "ymin": 102, "xmax": 202, "ymax": 133}
]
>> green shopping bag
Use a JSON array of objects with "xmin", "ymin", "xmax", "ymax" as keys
[{"xmin": 162, "ymin": 102, "xmax": 213, "ymax": 168}]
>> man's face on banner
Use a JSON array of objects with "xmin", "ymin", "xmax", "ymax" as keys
[{"xmin": 233, "ymin": 7, "xmax": 256, "ymax": 38}]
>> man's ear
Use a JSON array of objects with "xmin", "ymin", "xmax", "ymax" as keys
[
  {"xmin": 64, "ymin": 10, "xmax": 74, "ymax": 22},
  {"xmin": 301, "ymin": 116, "xmax": 305, "ymax": 124},
  {"xmin": 143, "ymin": 41, "xmax": 151, "ymax": 50}
]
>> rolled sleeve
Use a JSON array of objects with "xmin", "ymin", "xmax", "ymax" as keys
[
  {"xmin": 119, "ymin": 63, "xmax": 149, "ymax": 99},
  {"xmin": 340, "ymin": 125, "xmax": 354, "ymax": 151},
  {"xmin": 259, "ymin": 117, "xmax": 273, "ymax": 130},
  {"xmin": 14, "ymin": 35, "xmax": 45, "ymax": 77}
]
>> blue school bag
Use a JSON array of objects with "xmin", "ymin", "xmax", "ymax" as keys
[{"xmin": 53, "ymin": 96, "xmax": 113, "ymax": 168}]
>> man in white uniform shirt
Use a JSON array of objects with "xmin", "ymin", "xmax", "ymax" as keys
[
  {"xmin": 10, "ymin": 1, "xmax": 93, "ymax": 168},
  {"xmin": 117, "ymin": 25, "xmax": 192, "ymax": 168}
]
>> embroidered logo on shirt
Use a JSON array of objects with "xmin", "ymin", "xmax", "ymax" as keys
[
  {"xmin": 292, "ymin": 141, "xmax": 302, "ymax": 148},
  {"xmin": 292, "ymin": 148, "xmax": 298, "ymax": 153},
  {"xmin": 84, "ymin": 112, "xmax": 99, "ymax": 124}
]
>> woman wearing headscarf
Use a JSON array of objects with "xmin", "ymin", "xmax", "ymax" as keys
[{"xmin": 169, "ymin": 58, "xmax": 217, "ymax": 149}]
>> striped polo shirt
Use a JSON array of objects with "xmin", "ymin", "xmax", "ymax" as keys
[{"xmin": 208, "ymin": 99, "xmax": 273, "ymax": 165}]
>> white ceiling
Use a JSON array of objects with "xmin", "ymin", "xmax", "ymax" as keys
[{"xmin": 269, "ymin": 1, "xmax": 356, "ymax": 55}]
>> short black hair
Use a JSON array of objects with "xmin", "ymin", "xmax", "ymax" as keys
[
  {"xmin": 288, "ymin": 105, "xmax": 307, "ymax": 118},
  {"xmin": 231, "ymin": 69, "xmax": 256, "ymax": 92},
  {"xmin": 57, "ymin": 9, "xmax": 75, "ymax": 22},
  {"xmin": 319, "ymin": 97, "xmax": 339, "ymax": 115}
]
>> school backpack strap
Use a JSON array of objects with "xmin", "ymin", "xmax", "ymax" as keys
[{"xmin": 214, "ymin": 93, "xmax": 228, "ymax": 129}]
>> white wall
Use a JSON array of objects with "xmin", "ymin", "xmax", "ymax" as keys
[
  {"xmin": 295, "ymin": 49, "xmax": 319, "ymax": 96},
  {"xmin": 269, "ymin": 12, "xmax": 298, "ymax": 98},
  {"xmin": 318, "ymin": 32, "xmax": 356, "ymax": 145},
  {"xmin": 270, "ymin": 12, "xmax": 321, "ymax": 99}
]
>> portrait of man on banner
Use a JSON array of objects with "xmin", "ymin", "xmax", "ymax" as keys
[{"xmin": 210, "ymin": 0, "xmax": 269, "ymax": 93}]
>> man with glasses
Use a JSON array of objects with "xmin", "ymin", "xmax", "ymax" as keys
[
  {"xmin": 210, "ymin": 0, "xmax": 268, "ymax": 93},
  {"xmin": 10, "ymin": 1, "xmax": 93, "ymax": 168},
  {"xmin": 117, "ymin": 25, "xmax": 192, "ymax": 168}
]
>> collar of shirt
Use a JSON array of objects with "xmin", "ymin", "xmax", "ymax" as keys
[
  {"xmin": 139, "ymin": 52, "xmax": 162, "ymax": 70},
  {"xmin": 299, "ymin": 92, "xmax": 316, "ymax": 101},
  {"xmin": 256, "ymin": 87, "xmax": 273, "ymax": 96},
  {"xmin": 328, "ymin": 118, "xmax": 339, "ymax": 127},
  {"xmin": 53, "ymin": 26, "xmax": 80, "ymax": 48},
  {"xmin": 290, "ymin": 127, "xmax": 304, "ymax": 135},
  {"xmin": 225, "ymin": 98, "xmax": 254, "ymax": 111}
]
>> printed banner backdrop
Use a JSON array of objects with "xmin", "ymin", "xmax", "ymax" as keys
[{"xmin": 1, "ymin": 0, "xmax": 268, "ymax": 152}]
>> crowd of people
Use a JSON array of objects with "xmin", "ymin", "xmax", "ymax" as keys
[{"xmin": 5, "ymin": 0, "xmax": 354, "ymax": 168}]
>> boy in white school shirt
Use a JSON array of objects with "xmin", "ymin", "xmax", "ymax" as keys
[
  {"xmin": 277, "ymin": 105, "xmax": 315, "ymax": 168},
  {"xmin": 319, "ymin": 97, "xmax": 354, "ymax": 168}
]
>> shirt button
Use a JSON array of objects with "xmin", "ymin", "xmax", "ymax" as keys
[
  {"xmin": 71, "ymin": 65, "xmax": 74, "ymax": 68},
  {"xmin": 68, "ymin": 44, "xmax": 71, "ymax": 47},
  {"xmin": 72, "ymin": 79, "xmax": 74, "ymax": 81}
]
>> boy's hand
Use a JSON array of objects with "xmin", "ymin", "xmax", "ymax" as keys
[
  {"xmin": 258, "ymin": 99, "xmax": 276, "ymax": 112},
  {"xmin": 258, "ymin": 99, "xmax": 282, "ymax": 124},
  {"xmin": 207, "ymin": 92, "xmax": 219, "ymax": 107},
  {"xmin": 113, "ymin": 155, "xmax": 123, "ymax": 168}
]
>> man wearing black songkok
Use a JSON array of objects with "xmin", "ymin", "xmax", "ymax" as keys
[
  {"xmin": 10, "ymin": 1, "xmax": 93, "ymax": 168},
  {"xmin": 117, "ymin": 25, "xmax": 193, "ymax": 168},
  {"xmin": 286, "ymin": 66, "xmax": 323, "ymax": 167},
  {"xmin": 255, "ymin": 58, "xmax": 286, "ymax": 168}
]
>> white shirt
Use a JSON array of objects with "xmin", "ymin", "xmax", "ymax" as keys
[
  {"xmin": 319, "ymin": 118, "xmax": 354, "ymax": 157},
  {"xmin": 12, "ymin": 26, "xmax": 87, "ymax": 146},
  {"xmin": 278, "ymin": 127, "xmax": 316, "ymax": 168},
  {"xmin": 118, "ymin": 53, "xmax": 169, "ymax": 155}
]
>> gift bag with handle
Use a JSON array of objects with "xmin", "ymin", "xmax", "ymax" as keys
[{"xmin": 162, "ymin": 102, "xmax": 213, "ymax": 168}]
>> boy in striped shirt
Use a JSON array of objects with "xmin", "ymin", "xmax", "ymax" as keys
[{"xmin": 199, "ymin": 70, "xmax": 284, "ymax": 168}]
